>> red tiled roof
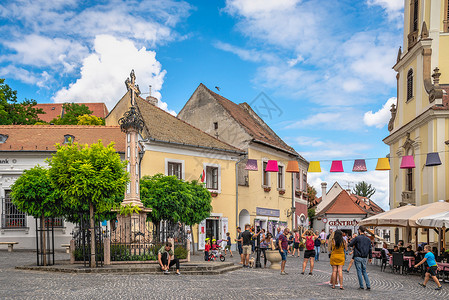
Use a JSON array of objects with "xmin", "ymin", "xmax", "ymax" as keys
[
  {"xmin": 36, "ymin": 103, "xmax": 109, "ymax": 123},
  {"xmin": 201, "ymin": 84, "xmax": 301, "ymax": 157},
  {"xmin": 0, "ymin": 125, "xmax": 125, "ymax": 152},
  {"xmin": 317, "ymin": 190, "xmax": 384, "ymax": 216}
]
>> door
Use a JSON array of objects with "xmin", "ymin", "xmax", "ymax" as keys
[{"xmin": 206, "ymin": 219, "xmax": 219, "ymax": 241}]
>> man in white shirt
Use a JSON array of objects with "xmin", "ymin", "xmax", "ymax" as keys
[{"xmin": 319, "ymin": 229, "xmax": 327, "ymax": 253}]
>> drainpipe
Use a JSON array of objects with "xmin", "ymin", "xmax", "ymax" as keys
[{"xmin": 235, "ymin": 154, "xmax": 247, "ymax": 230}]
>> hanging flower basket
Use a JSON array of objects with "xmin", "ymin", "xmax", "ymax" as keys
[
  {"xmin": 278, "ymin": 190, "xmax": 285, "ymax": 195},
  {"xmin": 210, "ymin": 192, "xmax": 218, "ymax": 197},
  {"xmin": 295, "ymin": 190, "xmax": 302, "ymax": 197},
  {"xmin": 263, "ymin": 187, "xmax": 271, "ymax": 192}
]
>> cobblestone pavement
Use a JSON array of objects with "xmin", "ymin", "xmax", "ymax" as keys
[{"xmin": 1, "ymin": 250, "xmax": 448, "ymax": 300}]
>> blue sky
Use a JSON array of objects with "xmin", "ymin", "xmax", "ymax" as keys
[{"xmin": 0, "ymin": 0, "xmax": 405, "ymax": 210}]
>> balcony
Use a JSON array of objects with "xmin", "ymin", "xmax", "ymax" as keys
[{"xmin": 400, "ymin": 191, "xmax": 416, "ymax": 206}]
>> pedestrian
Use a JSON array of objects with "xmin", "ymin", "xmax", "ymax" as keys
[
  {"xmin": 204, "ymin": 238, "xmax": 211, "ymax": 261},
  {"xmin": 278, "ymin": 227, "xmax": 290, "ymax": 275},
  {"xmin": 288, "ymin": 231, "xmax": 294, "ymax": 254},
  {"xmin": 348, "ymin": 225, "xmax": 372, "ymax": 290},
  {"xmin": 251, "ymin": 226, "xmax": 256, "ymax": 253},
  {"xmin": 301, "ymin": 229, "xmax": 317, "ymax": 275},
  {"xmin": 241, "ymin": 224, "xmax": 253, "ymax": 268},
  {"xmin": 319, "ymin": 229, "xmax": 327, "ymax": 253},
  {"xmin": 235, "ymin": 227, "xmax": 244, "ymax": 264},
  {"xmin": 314, "ymin": 231, "xmax": 321, "ymax": 261},
  {"xmin": 292, "ymin": 229, "xmax": 301, "ymax": 257},
  {"xmin": 224, "ymin": 232, "xmax": 233, "ymax": 257},
  {"xmin": 330, "ymin": 230, "xmax": 347, "ymax": 289},
  {"xmin": 414, "ymin": 245, "xmax": 443, "ymax": 290},
  {"xmin": 326, "ymin": 229, "xmax": 333, "ymax": 253},
  {"xmin": 157, "ymin": 242, "xmax": 181, "ymax": 275},
  {"xmin": 343, "ymin": 250, "xmax": 354, "ymax": 273},
  {"xmin": 275, "ymin": 226, "xmax": 282, "ymax": 249},
  {"xmin": 259, "ymin": 229, "xmax": 269, "ymax": 267}
]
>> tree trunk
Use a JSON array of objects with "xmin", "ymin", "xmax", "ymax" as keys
[
  {"xmin": 42, "ymin": 215, "xmax": 47, "ymax": 266},
  {"xmin": 191, "ymin": 226, "xmax": 195, "ymax": 255},
  {"xmin": 89, "ymin": 201, "xmax": 96, "ymax": 268}
]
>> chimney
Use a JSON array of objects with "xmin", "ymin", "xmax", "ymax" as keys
[
  {"xmin": 321, "ymin": 182, "xmax": 327, "ymax": 202},
  {"xmin": 146, "ymin": 96, "xmax": 158, "ymax": 106}
]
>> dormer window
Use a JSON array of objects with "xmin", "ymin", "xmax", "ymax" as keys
[
  {"xmin": 407, "ymin": 69, "xmax": 413, "ymax": 101},
  {"xmin": 64, "ymin": 134, "xmax": 75, "ymax": 144},
  {"xmin": 0, "ymin": 134, "xmax": 8, "ymax": 143},
  {"xmin": 213, "ymin": 122, "xmax": 218, "ymax": 130}
]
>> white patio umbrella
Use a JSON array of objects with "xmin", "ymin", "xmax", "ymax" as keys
[{"xmin": 416, "ymin": 211, "xmax": 449, "ymax": 228}]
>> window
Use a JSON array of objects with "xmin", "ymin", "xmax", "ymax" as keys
[
  {"xmin": 168, "ymin": 162, "xmax": 182, "ymax": 179},
  {"xmin": 407, "ymin": 69, "xmax": 413, "ymax": 101},
  {"xmin": 263, "ymin": 161, "xmax": 269, "ymax": 186},
  {"xmin": 206, "ymin": 166, "xmax": 218, "ymax": 190},
  {"xmin": 302, "ymin": 172, "xmax": 307, "ymax": 192},
  {"xmin": 213, "ymin": 122, "xmax": 218, "ymax": 130},
  {"xmin": 0, "ymin": 134, "xmax": 8, "ymax": 143},
  {"xmin": 412, "ymin": 0, "xmax": 418, "ymax": 32},
  {"xmin": 295, "ymin": 172, "xmax": 300, "ymax": 190},
  {"xmin": 48, "ymin": 217, "xmax": 64, "ymax": 228},
  {"xmin": 1, "ymin": 190, "xmax": 26, "ymax": 228},
  {"xmin": 406, "ymin": 167, "xmax": 414, "ymax": 191},
  {"xmin": 64, "ymin": 134, "xmax": 75, "ymax": 144},
  {"xmin": 277, "ymin": 166, "xmax": 284, "ymax": 189}
]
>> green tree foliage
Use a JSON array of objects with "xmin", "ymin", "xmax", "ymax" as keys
[
  {"xmin": 47, "ymin": 140, "xmax": 128, "ymax": 219},
  {"xmin": 50, "ymin": 103, "xmax": 93, "ymax": 125},
  {"xmin": 77, "ymin": 114, "xmax": 105, "ymax": 125},
  {"xmin": 0, "ymin": 78, "xmax": 44, "ymax": 125},
  {"xmin": 306, "ymin": 184, "xmax": 317, "ymax": 205},
  {"xmin": 352, "ymin": 181, "xmax": 376, "ymax": 199},
  {"xmin": 11, "ymin": 166, "xmax": 63, "ymax": 218},
  {"xmin": 140, "ymin": 174, "xmax": 212, "ymax": 225}
]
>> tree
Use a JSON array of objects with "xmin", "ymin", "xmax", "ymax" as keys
[
  {"xmin": 352, "ymin": 181, "xmax": 376, "ymax": 199},
  {"xmin": 50, "ymin": 103, "xmax": 93, "ymax": 125},
  {"xmin": 306, "ymin": 184, "xmax": 317, "ymax": 205},
  {"xmin": 47, "ymin": 140, "xmax": 128, "ymax": 267},
  {"xmin": 0, "ymin": 78, "xmax": 44, "ymax": 125},
  {"xmin": 10, "ymin": 166, "xmax": 64, "ymax": 265},
  {"xmin": 140, "ymin": 174, "xmax": 212, "ymax": 224},
  {"xmin": 77, "ymin": 114, "xmax": 105, "ymax": 125}
]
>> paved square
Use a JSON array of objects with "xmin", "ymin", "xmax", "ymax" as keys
[{"xmin": 1, "ymin": 250, "xmax": 448, "ymax": 299}]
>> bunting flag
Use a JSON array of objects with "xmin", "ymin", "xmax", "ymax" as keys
[{"xmin": 200, "ymin": 169, "xmax": 205, "ymax": 182}]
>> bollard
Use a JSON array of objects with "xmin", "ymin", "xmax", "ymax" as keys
[
  {"xmin": 70, "ymin": 239, "xmax": 75, "ymax": 264},
  {"xmin": 104, "ymin": 238, "xmax": 111, "ymax": 265}
]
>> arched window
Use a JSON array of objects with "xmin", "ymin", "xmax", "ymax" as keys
[{"xmin": 407, "ymin": 69, "xmax": 413, "ymax": 101}]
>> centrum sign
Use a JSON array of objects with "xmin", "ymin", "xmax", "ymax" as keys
[{"xmin": 328, "ymin": 220, "xmax": 358, "ymax": 227}]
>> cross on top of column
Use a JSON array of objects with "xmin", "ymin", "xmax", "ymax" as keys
[{"xmin": 125, "ymin": 69, "xmax": 141, "ymax": 96}]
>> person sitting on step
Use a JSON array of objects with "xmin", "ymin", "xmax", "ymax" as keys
[{"xmin": 158, "ymin": 242, "xmax": 181, "ymax": 275}]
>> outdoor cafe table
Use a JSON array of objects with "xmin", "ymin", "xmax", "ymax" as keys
[
  {"xmin": 438, "ymin": 262, "xmax": 449, "ymax": 271},
  {"xmin": 388, "ymin": 255, "xmax": 415, "ymax": 268}
]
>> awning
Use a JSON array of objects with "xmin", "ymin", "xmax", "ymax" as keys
[{"xmin": 359, "ymin": 200, "xmax": 449, "ymax": 228}]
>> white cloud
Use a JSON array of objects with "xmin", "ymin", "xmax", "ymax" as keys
[
  {"xmin": 4, "ymin": 35, "xmax": 88, "ymax": 72},
  {"xmin": 308, "ymin": 170, "xmax": 390, "ymax": 210},
  {"xmin": 53, "ymin": 35, "xmax": 168, "ymax": 112},
  {"xmin": 285, "ymin": 110, "xmax": 364, "ymax": 131},
  {"xmin": 0, "ymin": 65, "xmax": 51, "ymax": 87},
  {"xmin": 363, "ymin": 97, "xmax": 397, "ymax": 128},
  {"xmin": 367, "ymin": 0, "xmax": 404, "ymax": 20},
  {"xmin": 214, "ymin": 41, "xmax": 276, "ymax": 63}
]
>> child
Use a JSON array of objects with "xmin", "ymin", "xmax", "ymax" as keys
[
  {"xmin": 414, "ymin": 245, "xmax": 442, "ymax": 290},
  {"xmin": 204, "ymin": 238, "xmax": 211, "ymax": 261},
  {"xmin": 224, "ymin": 232, "xmax": 233, "ymax": 257},
  {"xmin": 211, "ymin": 239, "xmax": 220, "ymax": 257}
]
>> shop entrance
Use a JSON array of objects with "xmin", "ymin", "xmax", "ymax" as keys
[
  {"xmin": 341, "ymin": 229, "xmax": 352, "ymax": 237},
  {"xmin": 206, "ymin": 219, "xmax": 219, "ymax": 240}
]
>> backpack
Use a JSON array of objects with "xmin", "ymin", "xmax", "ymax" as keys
[
  {"xmin": 314, "ymin": 237, "xmax": 321, "ymax": 247},
  {"xmin": 306, "ymin": 237, "xmax": 314, "ymax": 250}
]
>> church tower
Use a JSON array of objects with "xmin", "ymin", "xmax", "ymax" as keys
[{"xmin": 384, "ymin": 0, "xmax": 449, "ymax": 244}]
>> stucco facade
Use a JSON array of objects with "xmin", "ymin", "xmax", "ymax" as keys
[{"xmin": 385, "ymin": 0, "xmax": 449, "ymax": 245}]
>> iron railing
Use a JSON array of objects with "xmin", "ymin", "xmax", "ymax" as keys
[
  {"xmin": 36, "ymin": 218, "xmax": 55, "ymax": 266},
  {"xmin": 72, "ymin": 214, "xmax": 105, "ymax": 267}
]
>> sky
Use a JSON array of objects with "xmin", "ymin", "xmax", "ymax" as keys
[{"xmin": 0, "ymin": 0, "xmax": 406, "ymax": 210}]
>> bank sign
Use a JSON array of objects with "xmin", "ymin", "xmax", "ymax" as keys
[{"xmin": 328, "ymin": 220, "xmax": 358, "ymax": 227}]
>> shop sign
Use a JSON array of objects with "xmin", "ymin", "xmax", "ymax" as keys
[
  {"xmin": 0, "ymin": 159, "xmax": 9, "ymax": 164},
  {"xmin": 256, "ymin": 207, "xmax": 280, "ymax": 217},
  {"xmin": 328, "ymin": 220, "xmax": 358, "ymax": 227}
]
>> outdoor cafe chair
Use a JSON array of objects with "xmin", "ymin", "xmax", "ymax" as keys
[
  {"xmin": 392, "ymin": 252, "xmax": 405, "ymax": 275},
  {"xmin": 380, "ymin": 250, "xmax": 390, "ymax": 272}
]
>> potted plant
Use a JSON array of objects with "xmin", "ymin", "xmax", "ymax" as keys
[
  {"xmin": 263, "ymin": 187, "xmax": 271, "ymax": 192},
  {"xmin": 278, "ymin": 190, "xmax": 285, "ymax": 195},
  {"xmin": 210, "ymin": 192, "xmax": 218, "ymax": 197}
]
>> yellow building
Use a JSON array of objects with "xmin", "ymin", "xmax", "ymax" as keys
[
  {"xmin": 178, "ymin": 84, "xmax": 309, "ymax": 233},
  {"xmin": 106, "ymin": 91, "xmax": 245, "ymax": 250},
  {"xmin": 384, "ymin": 0, "xmax": 449, "ymax": 245}
]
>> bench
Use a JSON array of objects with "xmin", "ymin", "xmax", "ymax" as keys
[
  {"xmin": 0, "ymin": 242, "xmax": 18, "ymax": 252},
  {"xmin": 61, "ymin": 244, "xmax": 70, "ymax": 254}
]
